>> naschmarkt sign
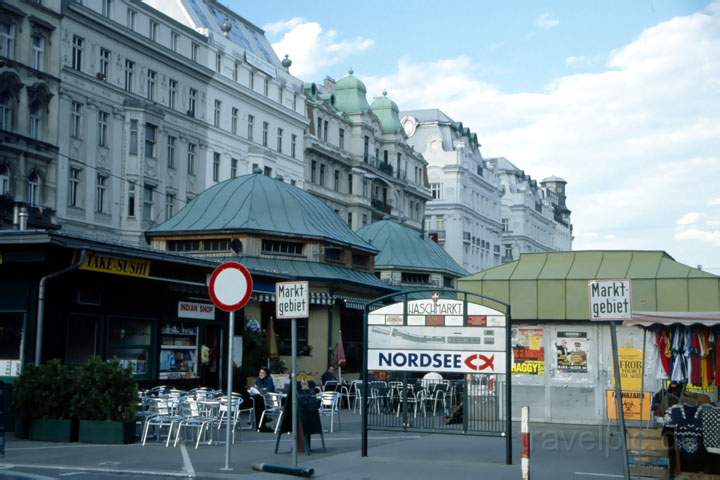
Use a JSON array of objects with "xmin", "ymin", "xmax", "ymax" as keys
[
  {"xmin": 275, "ymin": 281, "xmax": 309, "ymax": 319},
  {"xmin": 588, "ymin": 279, "xmax": 632, "ymax": 321}
]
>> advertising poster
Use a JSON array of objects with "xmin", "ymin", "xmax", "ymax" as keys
[
  {"xmin": 607, "ymin": 390, "xmax": 651, "ymax": 421},
  {"xmin": 555, "ymin": 331, "xmax": 588, "ymax": 373},
  {"xmin": 511, "ymin": 327, "xmax": 545, "ymax": 375},
  {"xmin": 611, "ymin": 347, "xmax": 644, "ymax": 391}
]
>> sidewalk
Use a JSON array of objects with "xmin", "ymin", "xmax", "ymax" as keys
[{"xmin": 0, "ymin": 415, "xmax": 625, "ymax": 479}]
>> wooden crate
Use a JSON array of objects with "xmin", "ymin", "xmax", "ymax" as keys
[
  {"xmin": 627, "ymin": 427, "xmax": 668, "ymax": 452},
  {"xmin": 629, "ymin": 464, "xmax": 669, "ymax": 479}
]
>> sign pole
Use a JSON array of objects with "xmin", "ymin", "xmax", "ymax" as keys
[
  {"xmin": 610, "ymin": 321, "xmax": 631, "ymax": 480},
  {"xmin": 222, "ymin": 310, "xmax": 234, "ymax": 471},
  {"xmin": 291, "ymin": 317, "xmax": 298, "ymax": 467},
  {"xmin": 505, "ymin": 305, "xmax": 512, "ymax": 466}
]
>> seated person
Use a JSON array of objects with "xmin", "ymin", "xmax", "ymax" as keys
[
  {"xmin": 321, "ymin": 365, "xmax": 338, "ymax": 387},
  {"xmin": 255, "ymin": 366, "xmax": 275, "ymax": 393}
]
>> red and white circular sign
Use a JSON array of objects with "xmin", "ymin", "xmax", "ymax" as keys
[{"xmin": 208, "ymin": 262, "xmax": 253, "ymax": 312}]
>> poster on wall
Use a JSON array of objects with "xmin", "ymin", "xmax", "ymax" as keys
[
  {"xmin": 511, "ymin": 327, "xmax": 545, "ymax": 375},
  {"xmin": 611, "ymin": 347, "xmax": 644, "ymax": 391},
  {"xmin": 555, "ymin": 331, "xmax": 589, "ymax": 373}
]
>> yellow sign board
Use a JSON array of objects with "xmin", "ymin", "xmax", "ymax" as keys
[
  {"xmin": 79, "ymin": 252, "xmax": 151, "ymax": 278},
  {"xmin": 0, "ymin": 251, "xmax": 3, "ymax": 264},
  {"xmin": 607, "ymin": 390, "xmax": 652, "ymax": 421},
  {"xmin": 611, "ymin": 347, "xmax": 644, "ymax": 391}
]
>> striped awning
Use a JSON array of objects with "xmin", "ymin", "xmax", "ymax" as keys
[
  {"xmin": 337, "ymin": 295, "xmax": 369, "ymax": 310},
  {"xmin": 252, "ymin": 292, "xmax": 275, "ymax": 303}
]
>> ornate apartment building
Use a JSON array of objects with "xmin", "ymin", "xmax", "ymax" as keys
[
  {"xmin": 488, "ymin": 157, "xmax": 573, "ymax": 262},
  {"xmin": 0, "ymin": 0, "xmax": 62, "ymax": 230},
  {"xmin": 401, "ymin": 109, "xmax": 503, "ymax": 273},
  {"xmin": 303, "ymin": 73, "xmax": 431, "ymax": 231},
  {"xmin": 7, "ymin": 0, "xmax": 306, "ymax": 243}
]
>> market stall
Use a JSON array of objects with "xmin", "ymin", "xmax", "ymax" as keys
[{"xmin": 623, "ymin": 312, "xmax": 720, "ymax": 478}]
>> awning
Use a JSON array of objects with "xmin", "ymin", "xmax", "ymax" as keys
[
  {"xmin": 251, "ymin": 291, "xmax": 336, "ymax": 305},
  {"xmin": 336, "ymin": 295, "xmax": 369, "ymax": 310},
  {"xmin": 624, "ymin": 311, "xmax": 720, "ymax": 327}
]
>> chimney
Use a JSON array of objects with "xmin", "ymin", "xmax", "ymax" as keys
[{"xmin": 18, "ymin": 206, "xmax": 28, "ymax": 231}]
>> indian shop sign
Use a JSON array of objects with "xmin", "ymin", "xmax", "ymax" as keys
[
  {"xmin": 588, "ymin": 279, "xmax": 632, "ymax": 321},
  {"xmin": 178, "ymin": 301, "xmax": 215, "ymax": 320},
  {"xmin": 368, "ymin": 349, "xmax": 507, "ymax": 374}
]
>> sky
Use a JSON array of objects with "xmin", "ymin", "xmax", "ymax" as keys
[{"xmin": 228, "ymin": 0, "xmax": 720, "ymax": 273}]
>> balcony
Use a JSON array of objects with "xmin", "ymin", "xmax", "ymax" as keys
[
  {"xmin": 501, "ymin": 255, "xmax": 514, "ymax": 263},
  {"xmin": 378, "ymin": 161, "xmax": 393, "ymax": 176},
  {"xmin": 428, "ymin": 230, "xmax": 446, "ymax": 243},
  {"xmin": 0, "ymin": 196, "xmax": 59, "ymax": 230},
  {"xmin": 371, "ymin": 199, "xmax": 392, "ymax": 214},
  {"xmin": 463, "ymin": 231, "xmax": 471, "ymax": 243}
]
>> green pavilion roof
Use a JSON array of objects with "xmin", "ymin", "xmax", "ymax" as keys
[
  {"xmin": 357, "ymin": 220, "xmax": 468, "ymax": 277},
  {"xmin": 148, "ymin": 174, "xmax": 378, "ymax": 254},
  {"xmin": 458, "ymin": 250, "xmax": 720, "ymax": 320}
]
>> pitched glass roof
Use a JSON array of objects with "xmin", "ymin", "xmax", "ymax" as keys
[
  {"xmin": 357, "ymin": 220, "xmax": 468, "ymax": 277},
  {"xmin": 149, "ymin": 174, "xmax": 378, "ymax": 253}
]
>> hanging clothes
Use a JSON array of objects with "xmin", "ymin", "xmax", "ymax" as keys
[
  {"xmin": 655, "ymin": 327, "xmax": 672, "ymax": 380},
  {"xmin": 670, "ymin": 325, "xmax": 687, "ymax": 383},
  {"xmin": 690, "ymin": 328, "xmax": 701, "ymax": 386},
  {"xmin": 702, "ymin": 404, "xmax": 720, "ymax": 455}
]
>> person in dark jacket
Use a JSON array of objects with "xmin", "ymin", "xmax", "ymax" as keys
[
  {"xmin": 321, "ymin": 365, "xmax": 338, "ymax": 386},
  {"xmin": 255, "ymin": 366, "xmax": 275, "ymax": 393}
]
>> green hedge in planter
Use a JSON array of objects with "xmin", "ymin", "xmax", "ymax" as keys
[
  {"xmin": 29, "ymin": 419, "xmax": 76, "ymax": 443},
  {"xmin": 72, "ymin": 358, "xmax": 139, "ymax": 444}
]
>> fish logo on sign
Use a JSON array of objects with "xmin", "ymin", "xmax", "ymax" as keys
[{"xmin": 464, "ymin": 353, "xmax": 495, "ymax": 372}]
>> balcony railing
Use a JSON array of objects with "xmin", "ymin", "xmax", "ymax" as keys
[
  {"xmin": 378, "ymin": 162, "xmax": 393, "ymax": 176},
  {"xmin": 371, "ymin": 199, "xmax": 392, "ymax": 214}
]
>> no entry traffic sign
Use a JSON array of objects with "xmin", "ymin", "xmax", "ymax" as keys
[{"xmin": 208, "ymin": 262, "xmax": 253, "ymax": 312}]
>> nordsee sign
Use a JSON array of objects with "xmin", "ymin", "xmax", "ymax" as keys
[
  {"xmin": 588, "ymin": 280, "xmax": 631, "ymax": 321},
  {"xmin": 275, "ymin": 281, "xmax": 309, "ymax": 319},
  {"xmin": 368, "ymin": 349, "xmax": 507, "ymax": 374}
]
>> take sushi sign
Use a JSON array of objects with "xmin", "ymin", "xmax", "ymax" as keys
[{"xmin": 588, "ymin": 279, "xmax": 632, "ymax": 321}]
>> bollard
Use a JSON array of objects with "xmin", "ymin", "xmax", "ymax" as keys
[
  {"xmin": 252, "ymin": 463, "xmax": 314, "ymax": 477},
  {"xmin": 521, "ymin": 406, "xmax": 530, "ymax": 480}
]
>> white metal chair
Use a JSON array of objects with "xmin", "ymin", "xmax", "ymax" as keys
[
  {"xmin": 318, "ymin": 391, "xmax": 341, "ymax": 432},
  {"xmin": 141, "ymin": 399, "xmax": 181, "ymax": 447},
  {"xmin": 173, "ymin": 399, "xmax": 215, "ymax": 448},
  {"xmin": 258, "ymin": 392, "xmax": 285, "ymax": 433}
]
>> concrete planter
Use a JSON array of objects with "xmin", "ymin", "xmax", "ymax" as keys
[
  {"xmin": 29, "ymin": 419, "xmax": 76, "ymax": 442},
  {"xmin": 78, "ymin": 420, "xmax": 134, "ymax": 444}
]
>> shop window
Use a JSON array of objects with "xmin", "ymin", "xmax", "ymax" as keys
[
  {"xmin": 275, "ymin": 317, "xmax": 309, "ymax": 356},
  {"xmin": 160, "ymin": 323, "xmax": 199, "ymax": 380},
  {"xmin": 106, "ymin": 317, "xmax": 152, "ymax": 378}
]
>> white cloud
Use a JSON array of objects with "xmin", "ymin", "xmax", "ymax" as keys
[
  {"xmin": 677, "ymin": 212, "xmax": 706, "ymax": 225},
  {"xmin": 675, "ymin": 228, "xmax": 720, "ymax": 246},
  {"xmin": 535, "ymin": 13, "xmax": 560, "ymax": 30},
  {"xmin": 263, "ymin": 18, "xmax": 374, "ymax": 79},
  {"xmin": 365, "ymin": 6, "xmax": 720, "ymax": 268},
  {"xmin": 709, "ymin": 197, "xmax": 720, "ymax": 206}
]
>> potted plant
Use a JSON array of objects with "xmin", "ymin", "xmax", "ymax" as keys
[
  {"xmin": 72, "ymin": 357, "xmax": 138, "ymax": 444},
  {"xmin": 14, "ymin": 360, "xmax": 78, "ymax": 442}
]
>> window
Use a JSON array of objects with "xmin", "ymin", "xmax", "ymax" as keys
[
  {"xmin": 502, "ymin": 218, "xmax": 509, "ymax": 232},
  {"xmin": 293, "ymin": 93, "xmax": 297, "ymax": 111},
  {"xmin": 262, "ymin": 121, "xmax": 268, "ymax": 147},
  {"xmin": 70, "ymin": 102, "xmax": 82, "ymax": 138},
  {"xmin": 215, "ymin": 52, "xmax": 221, "ymax": 72},
  {"xmin": 401, "ymin": 272, "xmax": 430, "ymax": 285},
  {"xmin": 276, "ymin": 318, "xmax": 309, "ymax": 356},
  {"xmin": 99, "ymin": 48, "xmax": 110, "ymax": 80},
  {"xmin": 213, "ymin": 100, "xmax": 221, "ymax": 127},
  {"xmin": 27, "ymin": 172, "xmax": 40, "ymax": 207},
  {"xmin": 124, "ymin": 60, "xmax": 134, "ymax": 92},
  {"xmin": 143, "ymin": 184, "xmax": 154, "ymax": 221},
  {"xmin": 339, "ymin": 128, "xmax": 345, "ymax": 150},
  {"xmin": 231, "ymin": 107, "xmax": 238, "ymax": 134},
  {"xmin": 69, "ymin": 167, "xmax": 81, "ymax": 207},
  {"xmin": 213, "ymin": 152, "xmax": 220, "ymax": 182},
  {"xmin": 311, "ymin": 160, "xmax": 316, "ymax": 183},
  {"xmin": 0, "ymin": 98, "xmax": 11, "ymax": 131},
  {"xmin": 171, "ymin": 31, "xmax": 179, "ymax": 51},
  {"xmin": 149, "ymin": 21, "xmax": 158, "ymax": 41},
  {"xmin": 191, "ymin": 42, "xmax": 198, "ymax": 62},
  {"xmin": 504, "ymin": 244, "xmax": 513, "ymax": 259},
  {"xmin": 347, "ymin": 173, "xmax": 352, "ymax": 194},
  {"xmin": 102, "ymin": 0, "xmax": 112, "ymax": 17},
  {"xmin": 249, "ymin": 70, "xmax": 255, "ymax": 89},
  {"xmin": 126, "ymin": 9, "xmax": 136, "ymax": 30},
  {"xmin": 383, "ymin": 150, "xmax": 388, "ymax": 164},
  {"xmin": 263, "ymin": 166, "xmax": 272, "ymax": 177},
  {"xmin": 29, "ymin": 109, "xmax": 41, "ymax": 139},
  {"xmin": 72, "ymin": 35, "xmax": 83, "ymax": 71},
  {"xmin": 0, "ymin": 165, "xmax": 8, "ymax": 195},
  {"xmin": 319, "ymin": 164, "xmax": 325, "ymax": 186},
  {"xmin": 188, "ymin": 88, "xmax": 196, "ymax": 116},
  {"xmin": 187, "ymin": 143, "xmax": 196, "ymax": 175},
  {"xmin": 437, "ymin": 215, "xmax": 444, "ymax": 231},
  {"xmin": 165, "ymin": 193, "xmax": 174, "ymax": 220},
  {"xmin": 323, "ymin": 120, "xmax": 328, "ymax": 141},
  {"xmin": 96, "ymin": 175, "xmax": 107, "ymax": 213},
  {"xmin": 247, "ymin": 114, "xmax": 254, "ymax": 141},
  {"xmin": 261, "ymin": 239, "xmax": 303, "ymax": 256},
  {"xmin": 263, "ymin": 77, "xmax": 269, "ymax": 96},
  {"xmin": 129, "ymin": 119, "xmax": 138, "ymax": 155},
  {"xmin": 97, "ymin": 111, "xmax": 108, "ymax": 147},
  {"xmin": 276, "ymin": 128, "xmax": 283, "ymax": 153},
  {"xmin": 397, "ymin": 153, "xmax": 402, "ymax": 177},
  {"xmin": 31, "ymin": 34, "xmax": 45, "ymax": 70},
  {"xmin": 347, "ymin": 212, "xmax": 352, "ymax": 228},
  {"xmin": 167, "ymin": 136, "xmax": 176, "ymax": 169},
  {"xmin": 230, "ymin": 158, "xmax": 238, "ymax": 178},
  {"xmin": 291, "ymin": 134, "xmax": 297, "ymax": 159},
  {"xmin": 375, "ymin": 148, "xmax": 380, "ymax": 164},
  {"xmin": 0, "ymin": 22, "xmax": 15, "ymax": 59},
  {"xmin": 362, "ymin": 214, "xmax": 368, "ymax": 226},
  {"xmin": 144, "ymin": 123, "xmax": 157, "ymax": 158},
  {"xmin": 233, "ymin": 62, "xmax": 239, "ymax": 81},
  {"xmin": 168, "ymin": 79, "xmax": 177, "ymax": 109},
  {"xmin": 127, "ymin": 181, "xmax": 135, "ymax": 217},
  {"xmin": 334, "ymin": 170, "xmax": 340, "ymax": 191},
  {"xmin": 317, "ymin": 117, "xmax": 322, "ymax": 138},
  {"xmin": 363, "ymin": 136, "xmax": 369, "ymax": 162},
  {"xmin": 146, "ymin": 70, "xmax": 156, "ymax": 101},
  {"xmin": 430, "ymin": 183, "xmax": 442, "ymax": 200}
]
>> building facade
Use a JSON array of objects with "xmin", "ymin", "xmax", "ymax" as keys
[
  {"xmin": 48, "ymin": 0, "xmax": 305, "ymax": 244},
  {"xmin": 401, "ymin": 109, "xmax": 503, "ymax": 273},
  {"xmin": 303, "ymin": 73, "xmax": 431, "ymax": 231},
  {"xmin": 0, "ymin": 0, "xmax": 62, "ymax": 230},
  {"xmin": 487, "ymin": 157, "xmax": 573, "ymax": 262}
]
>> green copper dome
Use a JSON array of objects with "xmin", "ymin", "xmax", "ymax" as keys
[
  {"xmin": 371, "ymin": 90, "xmax": 403, "ymax": 135},
  {"xmin": 149, "ymin": 174, "xmax": 377, "ymax": 253},
  {"xmin": 334, "ymin": 69, "xmax": 371, "ymax": 114}
]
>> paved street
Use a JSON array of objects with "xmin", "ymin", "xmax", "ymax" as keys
[{"xmin": 0, "ymin": 415, "xmax": 627, "ymax": 479}]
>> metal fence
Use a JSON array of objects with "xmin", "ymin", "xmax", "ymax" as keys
[{"xmin": 365, "ymin": 373, "xmax": 506, "ymax": 436}]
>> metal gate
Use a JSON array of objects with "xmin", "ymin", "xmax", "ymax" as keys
[{"xmin": 360, "ymin": 289, "xmax": 512, "ymax": 464}]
